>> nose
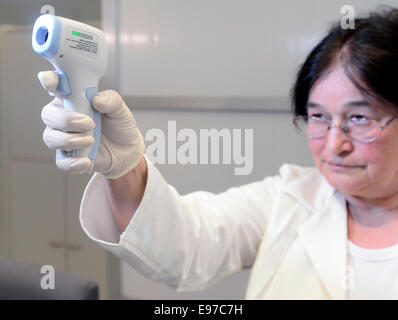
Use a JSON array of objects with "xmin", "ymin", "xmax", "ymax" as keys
[{"xmin": 326, "ymin": 125, "xmax": 354, "ymax": 156}]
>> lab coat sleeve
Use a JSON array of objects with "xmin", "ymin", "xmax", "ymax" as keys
[{"xmin": 80, "ymin": 155, "xmax": 283, "ymax": 292}]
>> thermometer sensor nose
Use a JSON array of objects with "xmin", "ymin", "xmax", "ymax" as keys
[{"xmin": 35, "ymin": 26, "xmax": 49, "ymax": 45}]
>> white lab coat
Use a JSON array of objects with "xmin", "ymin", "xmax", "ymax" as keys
[{"xmin": 79, "ymin": 155, "xmax": 349, "ymax": 299}]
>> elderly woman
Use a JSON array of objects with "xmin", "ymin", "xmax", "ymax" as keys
[{"xmin": 38, "ymin": 7, "xmax": 398, "ymax": 299}]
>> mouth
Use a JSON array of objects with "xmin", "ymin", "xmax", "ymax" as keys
[{"xmin": 325, "ymin": 161, "xmax": 366, "ymax": 170}]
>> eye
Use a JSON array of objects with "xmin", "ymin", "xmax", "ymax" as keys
[
  {"xmin": 349, "ymin": 114, "xmax": 371, "ymax": 124},
  {"xmin": 309, "ymin": 113, "xmax": 329, "ymax": 122}
]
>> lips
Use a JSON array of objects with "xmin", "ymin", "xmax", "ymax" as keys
[{"xmin": 325, "ymin": 161, "xmax": 366, "ymax": 169}]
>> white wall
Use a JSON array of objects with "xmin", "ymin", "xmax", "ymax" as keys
[{"xmin": 110, "ymin": 0, "xmax": 398, "ymax": 99}]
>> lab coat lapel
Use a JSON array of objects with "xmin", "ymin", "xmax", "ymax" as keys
[
  {"xmin": 297, "ymin": 191, "xmax": 348, "ymax": 300},
  {"xmin": 247, "ymin": 165, "xmax": 348, "ymax": 299},
  {"xmin": 247, "ymin": 196, "xmax": 311, "ymax": 299}
]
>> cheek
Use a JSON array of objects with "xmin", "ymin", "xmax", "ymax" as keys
[
  {"xmin": 363, "ymin": 142, "xmax": 398, "ymax": 174},
  {"xmin": 308, "ymin": 139, "xmax": 325, "ymax": 163},
  {"xmin": 358, "ymin": 144, "xmax": 379, "ymax": 162}
]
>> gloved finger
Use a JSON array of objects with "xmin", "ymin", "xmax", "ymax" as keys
[
  {"xmin": 38, "ymin": 71, "xmax": 63, "ymax": 98},
  {"xmin": 55, "ymin": 150, "xmax": 92, "ymax": 173},
  {"xmin": 43, "ymin": 127, "xmax": 94, "ymax": 151},
  {"xmin": 91, "ymin": 89, "xmax": 126, "ymax": 116},
  {"xmin": 41, "ymin": 98, "xmax": 95, "ymax": 132}
]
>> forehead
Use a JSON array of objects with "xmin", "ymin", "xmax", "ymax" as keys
[
  {"xmin": 307, "ymin": 100, "xmax": 372, "ymax": 112},
  {"xmin": 306, "ymin": 65, "xmax": 392, "ymax": 116},
  {"xmin": 308, "ymin": 66, "xmax": 364, "ymax": 107}
]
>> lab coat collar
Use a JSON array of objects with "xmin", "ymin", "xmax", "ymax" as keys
[
  {"xmin": 282, "ymin": 167, "xmax": 348, "ymax": 300},
  {"xmin": 280, "ymin": 164, "xmax": 336, "ymax": 213}
]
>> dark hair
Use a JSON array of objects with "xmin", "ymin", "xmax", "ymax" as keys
[{"xmin": 291, "ymin": 6, "xmax": 398, "ymax": 117}]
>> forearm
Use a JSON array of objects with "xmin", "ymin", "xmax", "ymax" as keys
[{"xmin": 104, "ymin": 156, "xmax": 148, "ymax": 233}]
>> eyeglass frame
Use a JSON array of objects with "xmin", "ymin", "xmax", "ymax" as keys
[{"xmin": 292, "ymin": 114, "xmax": 398, "ymax": 143}]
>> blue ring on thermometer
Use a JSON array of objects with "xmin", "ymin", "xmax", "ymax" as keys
[{"xmin": 32, "ymin": 14, "xmax": 61, "ymax": 59}]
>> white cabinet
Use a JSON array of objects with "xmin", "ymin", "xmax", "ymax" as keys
[{"xmin": 0, "ymin": 25, "xmax": 118, "ymax": 299}]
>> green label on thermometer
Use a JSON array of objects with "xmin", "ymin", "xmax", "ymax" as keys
[{"xmin": 67, "ymin": 27, "xmax": 98, "ymax": 58}]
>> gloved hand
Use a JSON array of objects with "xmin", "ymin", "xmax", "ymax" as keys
[{"xmin": 38, "ymin": 71, "xmax": 146, "ymax": 179}]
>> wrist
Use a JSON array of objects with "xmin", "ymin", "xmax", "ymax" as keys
[{"xmin": 104, "ymin": 155, "xmax": 148, "ymax": 232}]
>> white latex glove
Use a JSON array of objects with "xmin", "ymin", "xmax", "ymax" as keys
[{"xmin": 38, "ymin": 71, "xmax": 145, "ymax": 179}]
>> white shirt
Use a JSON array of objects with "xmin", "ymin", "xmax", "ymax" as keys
[{"xmin": 346, "ymin": 240, "xmax": 398, "ymax": 300}]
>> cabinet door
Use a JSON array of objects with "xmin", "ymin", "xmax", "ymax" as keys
[
  {"xmin": 0, "ymin": 25, "xmax": 54, "ymax": 258},
  {"xmin": 1, "ymin": 25, "xmax": 65, "ymax": 269},
  {"xmin": 10, "ymin": 161, "xmax": 65, "ymax": 270}
]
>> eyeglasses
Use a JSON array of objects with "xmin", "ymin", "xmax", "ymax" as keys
[{"xmin": 293, "ymin": 114, "xmax": 397, "ymax": 143}]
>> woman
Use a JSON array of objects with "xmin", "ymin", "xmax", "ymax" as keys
[{"xmin": 38, "ymin": 7, "xmax": 398, "ymax": 299}]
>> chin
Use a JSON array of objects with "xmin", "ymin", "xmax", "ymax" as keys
[{"xmin": 320, "ymin": 167, "xmax": 367, "ymax": 196}]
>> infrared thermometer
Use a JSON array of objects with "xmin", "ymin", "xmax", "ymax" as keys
[{"xmin": 32, "ymin": 14, "xmax": 107, "ymax": 160}]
